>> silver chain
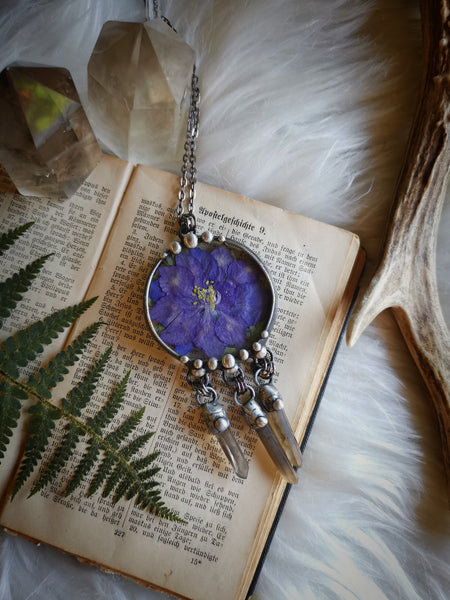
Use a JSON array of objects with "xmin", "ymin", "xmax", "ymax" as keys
[{"xmin": 177, "ymin": 67, "xmax": 200, "ymax": 234}]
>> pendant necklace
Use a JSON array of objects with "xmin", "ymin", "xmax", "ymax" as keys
[{"xmin": 144, "ymin": 68, "xmax": 302, "ymax": 483}]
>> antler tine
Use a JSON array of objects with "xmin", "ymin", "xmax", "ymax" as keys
[{"xmin": 347, "ymin": 0, "xmax": 450, "ymax": 487}]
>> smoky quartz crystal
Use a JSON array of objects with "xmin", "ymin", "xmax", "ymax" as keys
[{"xmin": 0, "ymin": 65, "xmax": 102, "ymax": 198}]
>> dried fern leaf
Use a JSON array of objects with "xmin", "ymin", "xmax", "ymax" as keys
[
  {"xmin": 0, "ymin": 254, "xmax": 51, "ymax": 328},
  {"xmin": 11, "ymin": 403, "xmax": 61, "ymax": 499},
  {"xmin": 102, "ymin": 432, "xmax": 154, "ymax": 499},
  {"xmin": 61, "ymin": 345, "xmax": 111, "ymax": 416},
  {"xmin": 87, "ymin": 453, "xmax": 115, "ymax": 497},
  {"xmin": 64, "ymin": 371, "xmax": 129, "ymax": 496},
  {"xmin": 28, "ymin": 423, "xmax": 82, "ymax": 497},
  {"xmin": 0, "ymin": 381, "xmax": 27, "ymax": 460},
  {"xmin": 106, "ymin": 407, "xmax": 145, "ymax": 448},
  {"xmin": 120, "ymin": 432, "xmax": 154, "ymax": 461},
  {"xmin": 87, "ymin": 370, "xmax": 130, "ymax": 433},
  {"xmin": 29, "ymin": 347, "xmax": 113, "ymax": 495},
  {"xmin": 63, "ymin": 438, "xmax": 100, "ymax": 497},
  {"xmin": 102, "ymin": 462, "xmax": 127, "ymax": 498},
  {"xmin": 0, "ymin": 223, "xmax": 180, "ymax": 520},
  {"xmin": 85, "ymin": 409, "xmax": 147, "ymax": 499},
  {"xmin": 0, "ymin": 298, "xmax": 98, "ymax": 379},
  {"xmin": 27, "ymin": 322, "xmax": 103, "ymax": 400},
  {"xmin": 0, "ymin": 222, "xmax": 33, "ymax": 256}
]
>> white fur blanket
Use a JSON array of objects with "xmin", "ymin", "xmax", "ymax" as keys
[{"xmin": 0, "ymin": 1, "xmax": 449, "ymax": 599}]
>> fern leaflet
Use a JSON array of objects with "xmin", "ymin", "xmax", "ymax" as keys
[
  {"xmin": 61, "ymin": 345, "xmax": 112, "ymax": 416},
  {"xmin": 0, "ymin": 381, "xmax": 27, "ymax": 459},
  {"xmin": 0, "ymin": 254, "xmax": 51, "ymax": 328},
  {"xmin": 27, "ymin": 322, "xmax": 103, "ymax": 400},
  {"xmin": 28, "ymin": 423, "xmax": 82, "ymax": 497},
  {"xmin": 29, "ymin": 348, "xmax": 112, "ymax": 495},
  {"xmin": 11, "ymin": 403, "xmax": 61, "ymax": 499},
  {"xmin": 0, "ymin": 297, "xmax": 98, "ymax": 379},
  {"xmin": 0, "ymin": 222, "xmax": 33, "ymax": 256},
  {"xmin": 63, "ymin": 438, "xmax": 100, "ymax": 497},
  {"xmin": 64, "ymin": 371, "xmax": 129, "ymax": 496},
  {"xmin": 87, "ymin": 453, "xmax": 116, "ymax": 498},
  {"xmin": 87, "ymin": 370, "xmax": 130, "ymax": 433}
]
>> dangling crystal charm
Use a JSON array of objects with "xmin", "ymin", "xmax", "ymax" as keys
[
  {"xmin": 237, "ymin": 389, "xmax": 298, "ymax": 484},
  {"xmin": 258, "ymin": 383, "xmax": 302, "ymax": 468},
  {"xmin": 200, "ymin": 395, "xmax": 249, "ymax": 479}
]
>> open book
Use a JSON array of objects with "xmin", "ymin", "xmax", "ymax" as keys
[{"xmin": 0, "ymin": 155, "xmax": 364, "ymax": 600}]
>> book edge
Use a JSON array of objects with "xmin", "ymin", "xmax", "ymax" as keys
[{"xmin": 245, "ymin": 278, "xmax": 362, "ymax": 599}]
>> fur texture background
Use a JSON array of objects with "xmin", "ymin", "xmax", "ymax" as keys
[{"xmin": 0, "ymin": 1, "xmax": 449, "ymax": 599}]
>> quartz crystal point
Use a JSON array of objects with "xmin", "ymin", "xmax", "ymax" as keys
[
  {"xmin": 87, "ymin": 19, "xmax": 195, "ymax": 168},
  {"xmin": 254, "ymin": 421, "xmax": 298, "ymax": 484},
  {"xmin": 0, "ymin": 66, "xmax": 102, "ymax": 198},
  {"xmin": 241, "ymin": 395, "xmax": 298, "ymax": 484},
  {"xmin": 258, "ymin": 384, "xmax": 302, "ymax": 468},
  {"xmin": 201, "ymin": 399, "xmax": 249, "ymax": 479}
]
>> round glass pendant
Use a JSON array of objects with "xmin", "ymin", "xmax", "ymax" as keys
[{"xmin": 144, "ymin": 232, "xmax": 277, "ymax": 365}]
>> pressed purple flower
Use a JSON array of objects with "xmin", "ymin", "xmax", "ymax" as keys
[{"xmin": 149, "ymin": 244, "xmax": 270, "ymax": 357}]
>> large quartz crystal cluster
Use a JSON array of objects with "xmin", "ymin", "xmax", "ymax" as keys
[
  {"xmin": 87, "ymin": 19, "xmax": 195, "ymax": 167},
  {"xmin": 0, "ymin": 66, "xmax": 102, "ymax": 198}
]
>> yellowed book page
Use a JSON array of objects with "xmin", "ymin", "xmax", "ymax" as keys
[
  {"xmin": 1, "ymin": 165, "xmax": 360, "ymax": 600},
  {"xmin": 0, "ymin": 154, "xmax": 133, "ymax": 497}
]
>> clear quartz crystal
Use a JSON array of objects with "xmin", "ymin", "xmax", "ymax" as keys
[
  {"xmin": 200, "ymin": 400, "xmax": 249, "ymax": 479},
  {"xmin": 0, "ymin": 66, "xmax": 102, "ymax": 198},
  {"xmin": 256, "ymin": 424, "xmax": 298, "ymax": 484},
  {"xmin": 87, "ymin": 19, "xmax": 195, "ymax": 168},
  {"xmin": 266, "ymin": 409, "xmax": 302, "ymax": 468},
  {"xmin": 215, "ymin": 428, "xmax": 249, "ymax": 480}
]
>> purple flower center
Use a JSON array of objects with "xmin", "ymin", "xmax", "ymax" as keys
[{"xmin": 192, "ymin": 281, "xmax": 219, "ymax": 310}]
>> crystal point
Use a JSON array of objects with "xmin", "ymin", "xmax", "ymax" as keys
[
  {"xmin": 258, "ymin": 383, "xmax": 302, "ymax": 467},
  {"xmin": 200, "ymin": 399, "xmax": 249, "ymax": 479},
  {"xmin": 87, "ymin": 19, "xmax": 195, "ymax": 168},
  {"xmin": 240, "ymin": 394, "xmax": 298, "ymax": 483},
  {"xmin": 267, "ymin": 409, "xmax": 302, "ymax": 468},
  {"xmin": 0, "ymin": 65, "xmax": 102, "ymax": 198},
  {"xmin": 256, "ymin": 424, "xmax": 298, "ymax": 484},
  {"xmin": 216, "ymin": 428, "xmax": 249, "ymax": 479}
]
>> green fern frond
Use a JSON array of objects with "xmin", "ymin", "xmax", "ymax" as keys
[
  {"xmin": 0, "ymin": 222, "xmax": 34, "ymax": 256},
  {"xmin": 120, "ymin": 432, "xmax": 154, "ymax": 461},
  {"xmin": 0, "ymin": 298, "xmax": 98, "ymax": 379},
  {"xmin": 87, "ymin": 370, "xmax": 130, "ymax": 433},
  {"xmin": 101, "ymin": 432, "xmax": 155, "ymax": 500},
  {"xmin": 29, "ymin": 347, "xmax": 112, "ymax": 495},
  {"xmin": 131, "ymin": 453, "xmax": 161, "ymax": 472},
  {"xmin": 112, "ymin": 472, "xmax": 135, "ymax": 504},
  {"xmin": 0, "ymin": 223, "xmax": 180, "ymax": 521},
  {"xmin": 87, "ymin": 453, "xmax": 115, "ymax": 497},
  {"xmin": 11, "ymin": 403, "xmax": 61, "ymax": 499},
  {"xmin": 106, "ymin": 407, "xmax": 145, "ymax": 448},
  {"xmin": 61, "ymin": 345, "xmax": 111, "ymax": 416},
  {"xmin": 102, "ymin": 462, "xmax": 127, "ymax": 499},
  {"xmin": 28, "ymin": 423, "xmax": 82, "ymax": 497},
  {"xmin": 0, "ymin": 254, "xmax": 51, "ymax": 328},
  {"xmin": 0, "ymin": 381, "xmax": 27, "ymax": 459},
  {"xmin": 63, "ymin": 439, "xmax": 100, "ymax": 497},
  {"xmin": 64, "ymin": 370, "xmax": 128, "ymax": 496},
  {"xmin": 28, "ymin": 322, "xmax": 103, "ymax": 400},
  {"xmin": 87, "ymin": 407, "xmax": 147, "ymax": 499},
  {"xmin": 10, "ymin": 343, "xmax": 180, "ymax": 518}
]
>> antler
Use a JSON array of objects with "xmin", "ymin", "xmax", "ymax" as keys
[{"xmin": 347, "ymin": 0, "xmax": 450, "ymax": 484}]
